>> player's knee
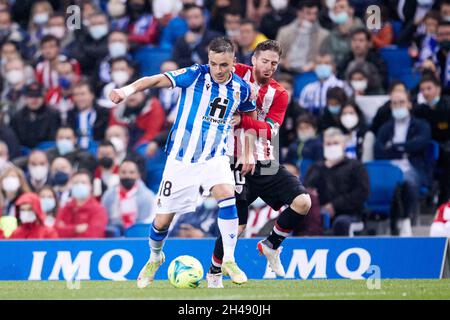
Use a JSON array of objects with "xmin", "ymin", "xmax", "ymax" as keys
[
  {"xmin": 291, "ymin": 194, "xmax": 311, "ymax": 215},
  {"xmin": 153, "ymin": 215, "xmax": 172, "ymax": 230}
]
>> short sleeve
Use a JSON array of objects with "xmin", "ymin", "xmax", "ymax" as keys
[{"xmin": 164, "ymin": 64, "xmax": 201, "ymax": 88}]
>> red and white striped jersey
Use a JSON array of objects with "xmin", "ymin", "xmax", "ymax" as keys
[
  {"xmin": 35, "ymin": 55, "xmax": 81, "ymax": 89},
  {"xmin": 228, "ymin": 63, "xmax": 289, "ymax": 161}
]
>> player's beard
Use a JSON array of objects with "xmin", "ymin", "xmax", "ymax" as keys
[{"xmin": 254, "ymin": 67, "xmax": 273, "ymax": 85}]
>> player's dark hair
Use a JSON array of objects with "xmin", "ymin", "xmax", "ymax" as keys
[
  {"xmin": 254, "ymin": 40, "xmax": 283, "ymax": 58},
  {"xmin": 208, "ymin": 37, "xmax": 235, "ymax": 55}
]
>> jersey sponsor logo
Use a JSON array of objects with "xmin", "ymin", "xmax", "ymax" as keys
[
  {"xmin": 172, "ymin": 68, "xmax": 187, "ymax": 76},
  {"xmin": 202, "ymin": 97, "xmax": 230, "ymax": 124}
]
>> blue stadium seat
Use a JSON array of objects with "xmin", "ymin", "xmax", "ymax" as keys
[
  {"xmin": 420, "ymin": 140, "xmax": 440, "ymax": 196},
  {"xmin": 299, "ymin": 158, "xmax": 313, "ymax": 182},
  {"xmin": 364, "ymin": 161, "xmax": 404, "ymax": 216},
  {"xmin": 379, "ymin": 46, "xmax": 413, "ymax": 81},
  {"xmin": 146, "ymin": 148, "xmax": 167, "ymax": 193},
  {"xmin": 133, "ymin": 46, "xmax": 172, "ymax": 77},
  {"xmin": 35, "ymin": 141, "xmax": 56, "ymax": 151},
  {"xmin": 86, "ymin": 140, "xmax": 99, "ymax": 155},
  {"xmin": 124, "ymin": 223, "xmax": 151, "ymax": 238},
  {"xmin": 390, "ymin": 20, "xmax": 403, "ymax": 42},
  {"xmin": 20, "ymin": 146, "xmax": 30, "ymax": 156},
  {"xmin": 135, "ymin": 142, "xmax": 149, "ymax": 156},
  {"xmin": 293, "ymin": 72, "xmax": 318, "ymax": 100},
  {"xmin": 397, "ymin": 71, "xmax": 421, "ymax": 90}
]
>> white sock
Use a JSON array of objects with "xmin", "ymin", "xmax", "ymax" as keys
[
  {"xmin": 217, "ymin": 197, "xmax": 239, "ymax": 262},
  {"xmin": 148, "ymin": 224, "xmax": 168, "ymax": 261}
]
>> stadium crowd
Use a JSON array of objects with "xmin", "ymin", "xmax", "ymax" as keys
[{"xmin": 0, "ymin": 0, "xmax": 449, "ymax": 240}]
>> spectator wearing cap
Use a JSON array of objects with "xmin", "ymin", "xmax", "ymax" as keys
[
  {"xmin": 109, "ymin": 82, "xmax": 165, "ymax": 150},
  {"xmin": 284, "ymin": 114, "xmax": 323, "ymax": 177},
  {"xmin": 338, "ymin": 28, "xmax": 388, "ymax": 91},
  {"xmin": 35, "ymin": 35, "xmax": 81, "ymax": 90},
  {"xmin": 67, "ymin": 80, "xmax": 109, "ymax": 149},
  {"xmin": 102, "ymin": 160, "xmax": 155, "ymax": 235},
  {"xmin": 10, "ymin": 82, "xmax": 60, "ymax": 149},
  {"xmin": 277, "ymin": 1, "xmax": 329, "ymax": 74}
]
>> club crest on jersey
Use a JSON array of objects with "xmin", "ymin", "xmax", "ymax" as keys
[
  {"xmin": 172, "ymin": 68, "xmax": 187, "ymax": 76},
  {"xmin": 234, "ymin": 91, "xmax": 240, "ymax": 100}
]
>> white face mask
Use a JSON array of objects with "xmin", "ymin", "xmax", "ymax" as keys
[
  {"xmin": 302, "ymin": 20, "xmax": 314, "ymax": 30},
  {"xmin": 340, "ymin": 114, "xmax": 359, "ymax": 130},
  {"xmin": 6, "ymin": 69, "xmax": 25, "ymax": 85},
  {"xmin": 89, "ymin": 24, "xmax": 108, "ymax": 40},
  {"xmin": 111, "ymin": 70, "xmax": 130, "ymax": 86},
  {"xmin": 108, "ymin": 1, "xmax": 126, "ymax": 18},
  {"xmin": 110, "ymin": 137, "xmax": 126, "ymax": 153},
  {"xmin": 297, "ymin": 130, "xmax": 315, "ymax": 142},
  {"xmin": 351, "ymin": 80, "xmax": 368, "ymax": 92},
  {"xmin": 109, "ymin": 42, "xmax": 127, "ymax": 58},
  {"xmin": 46, "ymin": 26, "xmax": 65, "ymax": 39},
  {"xmin": 33, "ymin": 13, "xmax": 49, "ymax": 25},
  {"xmin": 324, "ymin": 144, "xmax": 344, "ymax": 161},
  {"xmin": 270, "ymin": 0, "xmax": 288, "ymax": 11},
  {"xmin": 20, "ymin": 210, "xmax": 37, "ymax": 224},
  {"xmin": 2, "ymin": 176, "xmax": 20, "ymax": 193},
  {"xmin": 29, "ymin": 165, "xmax": 49, "ymax": 181}
]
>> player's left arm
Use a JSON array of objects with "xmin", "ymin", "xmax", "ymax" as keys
[{"xmin": 240, "ymin": 90, "xmax": 289, "ymax": 140}]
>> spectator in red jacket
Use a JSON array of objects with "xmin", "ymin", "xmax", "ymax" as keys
[
  {"xmin": 9, "ymin": 192, "xmax": 58, "ymax": 239},
  {"xmin": 109, "ymin": 86, "xmax": 165, "ymax": 149},
  {"xmin": 55, "ymin": 170, "xmax": 108, "ymax": 238}
]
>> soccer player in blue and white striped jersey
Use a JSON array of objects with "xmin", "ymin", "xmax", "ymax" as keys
[{"xmin": 110, "ymin": 37, "xmax": 256, "ymax": 288}]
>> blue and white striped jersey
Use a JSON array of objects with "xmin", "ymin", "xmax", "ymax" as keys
[{"xmin": 164, "ymin": 64, "xmax": 255, "ymax": 163}]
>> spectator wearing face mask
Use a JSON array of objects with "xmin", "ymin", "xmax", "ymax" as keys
[
  {"xmin": 44, "ymin": 13, "xmax": 76, "ymax": 56},
  {"xmin": 0, "ymin": 166, "xmax": 31, "ymax": 217},
  {"xmin": 44, "ymin": 59, "xmax": 79, "ymax": 125},
  {"xmin": 277, "ymin": 1, "xmax": 329, "ymax": 74},
  {"xmin": 10, "ymin": 82, "xmax": 60, "ymax": 149},
  {"xmin": 35, "ymin": 35, "xmax": 81, "ymax": 90},
  {"xmin": 97, "ymin": 57, "xmax": 136, "ymax": 109},
  {"xmin": 320, "ymin": 0, "xmax": 364, "ymax": 68},
  {"xmin": 304, "ymin": 127, "xmax": 369, "ymax": 236},
  {"xmin": 49, "ymin": 157, "xmax": 73, "ymax": 207},
  {"xmin": 208, "ymin": 0, "xmax": 242, "ymax": 34},
  {"xmin": 38, "ymin": 185, "xmax": 58, "ymax": 227},
  {"xmin": 169, "ymin": 194, "xmax": 220, "ymax": 238},
  {"xmin": 55, "ymin": 170, "xmax": 108, "ymax": 238},
  {"xmin": 0, "ymin": 141, "xmax": 14, "ymax": 174},
  {"xmin": 93, "ymin": 141, "xmax": 120, "ymax": 198},
  {"xmin": 27, "ymin": 1, "xmax": 54, "ymax": 54},
  {"xmin": 0, "ymin": 57, "xmax": 35, "ymax": 124},
  {"xmin": 259, "ymin": 0, "xmax": 296, "ymax": 41},
  {"xmin": 338, "ymin": 28, "xmax": 388, "ymax": 91},
  {"xmin": 68, "ymin": 12, "xmax": 110, "ymax": 77},
  {"xmin": 46, "ymin": 126, "xmax": 96, "ymax": 174},
  {"xmin": 102, "ymin": 160, "xmax": 155, "ymax": 235},
  {"xmin": 375, "ymin": 90, "xmax": 432, "ymax": 235},
  {"xmin": 96, "ymin": 31, "xmax": 132, "ymax": 89},
  {"xmin": 284, "ymin": 114, "xmax": 323, "ymax": 177},
  {"xmin": 105, "ymin": 125, "xmax": 147, "ymax": 179},
  {"xmin": 0, "ymin": 10, "xmax": 29, "ymax": 58},
  {"xmin": 111, "ymin": 0, "xmax": 160, "ymax": 49},
  {"xmin": 109, "ymin": 82, "xmax": 165, "ymax": 149},
  {"xmin": 414, "ymin": 75, "xmax": 450, "ymax": 206},
  {"xmin": 299, "ymin": 52, "xmax": 351, "ymax": 116},
  {"xmin": 0, "ymin": 41, "xmax": 35, "ymax": 79},
  {"xmin": 319, "ymin": 86, "xmax": 348, "ymax": 132},
  {"xmin": 172, "ymin": 4, "xmax": 222, "ymax": 68},
  {"xmin": 347, "ymin": 67, "xmax": 384, "ymax": 97},
  {"xmin": 25, "ymin": 150, "xmax": 50, "ymax": 193},
  {"xmin": 9, "ymin": 192, "xmax": 58, "ymax": 239},
  {"xmin": 338, "ymin": 101, "xmax": 374, "ymax": 162}
]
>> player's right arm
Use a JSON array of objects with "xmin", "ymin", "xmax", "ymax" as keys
[{"xmin": 110, "ymin": 64, "xmax": 201, "ymax": 104}]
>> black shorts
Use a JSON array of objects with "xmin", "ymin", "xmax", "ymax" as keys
[{"xmin": 231, "ymin": 161, "xmax": 308, "ymax": 225}]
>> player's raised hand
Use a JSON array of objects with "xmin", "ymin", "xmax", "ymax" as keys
[{"xmin": 109, "ymin": 88, "xmax": 126, "ymax": 104}]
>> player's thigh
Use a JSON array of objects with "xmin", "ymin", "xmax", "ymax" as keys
[
  {"xmin": 202, "ymin": 156, "xmax": 235, "ymax": 198},
  {"xmin": 155, "ymin": 159, "xmax": 201, "ymax": 215},
  {"xmin": 255, "ymin": 166, "xmax": 308, "ymax": 210}
]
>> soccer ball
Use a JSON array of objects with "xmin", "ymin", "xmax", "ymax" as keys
[{"xmin": 167, "ymin": 255, "xmax": 204, "ymax": 288}]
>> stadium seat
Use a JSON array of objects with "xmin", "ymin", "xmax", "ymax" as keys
[
  {"xmin": 20, "ymin": 146, "xmax": 30, "ymax": 156},
  {"xmin": 299, "ymin": 158, "xmax": 313, "ymax": 182},
  {"xmin": 364, "ymin": 161, "xmax": 404, "ymax": 216},
  {"xmin": 135, "ymin": 142, "xmax": 149, "ymax": 156},
  {"xmin": 35, "ymin": 141, "xmax": 56, "ymax": 151},
  {"xmin": 293, "ymin": 72, "xmax": 318, "ymax": 100},
  {"xmin": 133, "ymin": 46, "xmax": 172, "ymax": 77},
  {"xmin": 390, "ymin": 20, "xmax": 403, "ymax": 42},
  {"xmin": 86, "ymin": 140, "xmax": 99, "ymax": 155},
  {"xmin": 124, "ymin": 223, "xmax": 151, "ymax": 238},
  {"xmin": 145, "ymin": 148, "xmax": 167, "ymax": 193},
  {"xmin": 379, "ymin": 46, "xmax": 413, "ymax": 82}
]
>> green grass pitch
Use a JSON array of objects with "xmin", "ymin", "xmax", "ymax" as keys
[{"xmin": 1, "ymin": 279, "xmax": 450, "ymax": 300}]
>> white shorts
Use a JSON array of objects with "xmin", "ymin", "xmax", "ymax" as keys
[{"xmin": 155, "ymin": 155, "xmax": 235, "ymax": 215}]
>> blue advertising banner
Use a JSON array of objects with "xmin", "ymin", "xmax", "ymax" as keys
[{"xmin": 0, "ymin": 237, "xmax": 447, "ymax": 281}]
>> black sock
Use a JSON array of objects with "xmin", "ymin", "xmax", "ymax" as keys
[
  {"xmin": 266, "ymin": 207, "xmax": 305, "ymax": 249},
  {"xmin": 209, "ymin": 236, "xmax": 224, "ymax": 274}
]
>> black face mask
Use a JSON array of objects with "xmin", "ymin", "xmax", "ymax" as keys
[
  {"xmin": 189, "ymin": 25, "xmax": 203, "ymax": 33},
  {"xmin": 99, "ymin": 157, "xmax": 114, "ymax": 169},
  {"xmin": 52, "ymin": 171, "xmax": 69, "ymax": 186},
  {"xmin": 440, "ymin": 40, "xmax": 450, "ymax": 51},
  {"xmin": 120, "ymin": 178, "xmax": 136, "ymax": 190}
]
